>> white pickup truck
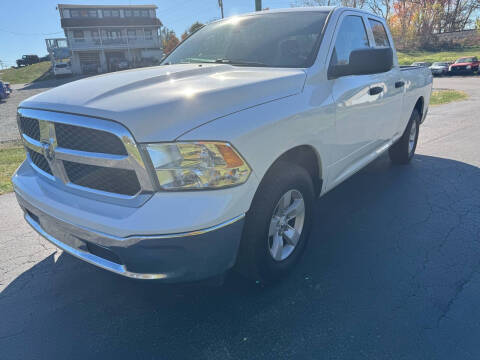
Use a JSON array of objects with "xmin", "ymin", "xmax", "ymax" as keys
[{"xmin": 13, "ymin": 7, "xmax": 432, "ymax": 283}]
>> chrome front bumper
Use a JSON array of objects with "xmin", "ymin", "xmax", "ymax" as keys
[{"xmin": 17, "ymin": 193, "xmax": 245, "ymax": 282}]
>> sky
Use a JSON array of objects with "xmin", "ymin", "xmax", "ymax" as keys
[{"xmin": 0, "ymin": 0, "xmax": 295, "ymax": 68}]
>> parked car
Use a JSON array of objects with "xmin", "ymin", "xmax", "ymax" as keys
[
  {"xmin": 449, "ymin": 56, "xmax": 479, "ymax": 75},
  {"xmin": 411, "ymin": 61, "xmax": 431, "ymax": 67},
  {"xmin": 110, "ymin": 58, "xmax": 129, "ymax": 71},
  {"xmin": 53, "ymin": 62, "xmax": 73, "ymax": 77},
  {"xmin": 3, "ymin": 82, "xmax": 12, "ymax": 94},
  {"xmin": 429, "ymin": 62, "xmax": 449, "ymax": 76},
  {"xmin": 0, "ymin": 81, "xmax": 9, "ymax": 100},
  {"xmin": 16, "ymin": 55, "xmax": 40, "ymax": 67},
  {"xmin": 13, "ymin": 7, "xmax": 432, "ymax": 284}
]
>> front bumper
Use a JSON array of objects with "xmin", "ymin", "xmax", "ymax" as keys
[{"xmin": 16, "ymin": 193, "xmax": 245, "ymax": 282}]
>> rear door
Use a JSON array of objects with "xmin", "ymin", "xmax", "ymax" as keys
[{"xmin": 364, "ymin": 17, "xmax": 404, "ymax": 142}]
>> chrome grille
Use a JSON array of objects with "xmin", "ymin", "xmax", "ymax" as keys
[
  {"xmin": 27, "ymin": 148, "xmax": 52, "ymax": 175},
  {"xmin": 18, "ymin": 108, "xmax": 155, "ymax": 201},
  {"xmin": 64, "ymin": 161, "xmax": 140, "ymax": 196},
  {"xmin": 19, "ymin": 116, "xmax": 40, "ymax": 140},
  {"xmin": 55, "ymin": 123, "xmax": 127, "ymax": 155}
]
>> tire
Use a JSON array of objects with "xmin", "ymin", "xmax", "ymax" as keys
[
  {"xmin": 389, "ymin": 109, "xmax": 420, "ymax": 164},
  {"xmin": 235, "ymin": 161, "xmax": 314, "ymax": 283}
]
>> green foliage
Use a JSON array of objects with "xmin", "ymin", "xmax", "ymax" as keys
[
  {"xmin": 430, "ymin": 90, "xmax": 468, "ymax": 106},
  {"xmin": 0, "ymin": 146, "xmax": 25, "ymax": 195},
  {"xmin": 188, "ymin": 22, "xmax": 204, "ymax": 34},
  {"xmin": 396, "ymin": 47, "xmax": 480, "ymax": 65},
  {"xmin": 0, "ymin": 61, "xmax": 51, "ymax": 84}
]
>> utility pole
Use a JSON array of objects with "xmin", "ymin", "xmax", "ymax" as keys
[
  {"xmin": 255, "ymin": 0, "xmax": 262, "ymax": 11},
  {"xmin": 218, "ymin": 0, "xmax": 224, "ymax": 18}
]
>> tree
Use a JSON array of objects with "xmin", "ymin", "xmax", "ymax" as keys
[
  {"xmin": 160, "ymin": 28, "xmax": 180, "ymax": 54},
  {"xmin": 367, "ymin": 0, "xmax": 394, "ymax": 19},
  {"xmin": 179, "ymin": 22, "xmax": 205, "ymax": 42},
  {"xmin": 188, "ymin": 21, "xmax": 204, "ymax": 34}
]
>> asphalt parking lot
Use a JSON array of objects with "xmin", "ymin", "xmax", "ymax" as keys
[
  {"xmin": 0, "ymin": 77, "xmax": 83, "ymax": 143},
  {"xmin": 1, "ymin": 76, "xmax": 479, "ymax": 359}
]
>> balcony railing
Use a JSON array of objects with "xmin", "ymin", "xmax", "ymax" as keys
[{"xmin": 69, "ymin": 37, "xmax": 159, "ymax": 50}]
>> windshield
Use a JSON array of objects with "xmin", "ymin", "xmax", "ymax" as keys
[
  {"xmin": 162, "ymin": 12, "xmax": 329, "ymax": 68},
  {"xmin": 456, "ymin": 57, "xmax": 475, "ymax": 63},
  {"xmin": 433, "ymin": 62, "xmax": 447, "ymax": 66}
]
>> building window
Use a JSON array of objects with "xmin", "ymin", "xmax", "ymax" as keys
[
  {"xmin": 127, "ymin": 29, "xmax": 137, "ymax": 40},
  {"xmin": 144, "ymin": 29, "xmax": 153, "ymax": 40},
  {"xmin": 73, "ymin": 30, "xmax": 84, "ymax": 42},
  {"xmin": 104, "ymin": 30, "xmax": 124, "ymax": 44},
  {"xmin": 103, "ymin": 9, "xmax": 120, "ymax": 17},
  {"xmin": 70, "ymin": 9, "xmax": 97, "ymax": 18},
  {"xmin": 91, "ymin": 30, "xmax": 100, "ymax": 44},
  {"xmin": 124, "ymin": 8, "xmax": 151, "ymax": 17}
]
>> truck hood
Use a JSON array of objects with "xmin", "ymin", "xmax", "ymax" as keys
[{"xmin": 20, "ymin": 64, "xmax": 306, "ymax": 142}]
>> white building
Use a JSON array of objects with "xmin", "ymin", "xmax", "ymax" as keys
[{"xmin": 57, "ymin": 4, "xmax": 163, "ymax": 74}]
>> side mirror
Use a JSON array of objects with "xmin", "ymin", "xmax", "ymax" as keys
[{"xmin": 329, "ymin": 47, "xmax": 393, "ymax": 79}]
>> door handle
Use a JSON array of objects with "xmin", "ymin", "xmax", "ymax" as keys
[
  {"xmin": 395, "ymin": 81, "xmax": 405, "ymax": 88},
  {"xmin": 369, "ymin": 86, "xmax": 383, "ymax": 95}
]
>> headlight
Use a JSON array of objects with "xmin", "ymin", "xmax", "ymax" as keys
[
  {"xmin": 466, "ymin": 65, "xmax": 471, "ymax": 70},
  {"xmin": 144, "ymin": 142, "xmax": 251, "ymax": 190}
]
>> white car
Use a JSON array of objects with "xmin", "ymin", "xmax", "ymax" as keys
[
  {"xmin": 53, "ymin": 63, "xmax": 72, "ymax": 77},
  {"xmin": 429, "ymin": 62, "xmax": 450, "ymax": 76},
  {"xmin": 13, "ymin": 7, "xmax": 432, "ymax": 284}
]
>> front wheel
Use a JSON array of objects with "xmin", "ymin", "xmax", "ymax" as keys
[
  {"xmin": 235, "ymin": 162, "xmax": 314, "ymax": 283},
  {"xmin": 389, "ymin": 109, "xmax": 420, "ymax": 164}
]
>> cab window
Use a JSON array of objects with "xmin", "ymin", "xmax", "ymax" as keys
[
  {"xmin": 368, "ymin": 19, "xmax": 390, "ymax": 47},
  {"xmin": 330, "ymin": 15, "xmax": 370, "ymax": 67}
]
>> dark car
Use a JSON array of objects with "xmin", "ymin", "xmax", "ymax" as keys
[
  {"xmin": 449, "ymin": 56, "xmax": 479, "ymax": 75},
  {"xmin": 16, "ymin": 55, "xmax": 40, "ymax": 67},
  {"xmin": 0, "ymin": 81, "xmax": 9, "ymax": 100},
  {"xmin": 110, "ymin": 58, "xmax": 129, "ymax": 71}
]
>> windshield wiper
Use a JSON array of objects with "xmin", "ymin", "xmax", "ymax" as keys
[{"xmin": 214, "ymin": 59, "xmax": 268, "ymax": 67}]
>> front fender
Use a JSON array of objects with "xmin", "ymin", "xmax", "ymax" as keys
[{"xmin": 178, "ymin": 92, "xmax": 335, "ymax": 201}]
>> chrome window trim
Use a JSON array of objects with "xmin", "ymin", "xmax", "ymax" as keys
[{"xmin": 18, "ymin": 108, "xmax": 157, "ymax": 205}]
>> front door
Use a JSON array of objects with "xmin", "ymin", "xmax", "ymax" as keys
[{"xmin": 326, "ymin": 12, "xmax": 381, "ymax": 188}]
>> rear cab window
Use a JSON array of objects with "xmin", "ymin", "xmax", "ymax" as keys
[{"xmin": 368, "ymin": 19, "xmax": 390, "ymax": 48}]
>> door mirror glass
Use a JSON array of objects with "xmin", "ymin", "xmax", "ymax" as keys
[{"xmin": 329, "ymin": 47, "xmax": 393, "ymax": 78}]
